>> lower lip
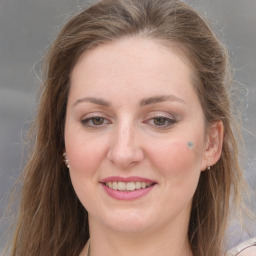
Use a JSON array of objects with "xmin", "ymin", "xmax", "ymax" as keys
[{"xmin": 102, "ymin": 184, "xmax": 155, "ymax": 200}]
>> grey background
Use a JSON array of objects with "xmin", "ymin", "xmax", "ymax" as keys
[{"xmin": 0, "ymin": 0, "xmax": 255, "ymax": 252}]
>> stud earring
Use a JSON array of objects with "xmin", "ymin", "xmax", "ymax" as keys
[
  {"xmin": 63, "ymin": 152, "xmax": 70, "ymax": 169},
  {"xmin": 207, "ymin": 166, "xmax": 211, "ymax": 171}
]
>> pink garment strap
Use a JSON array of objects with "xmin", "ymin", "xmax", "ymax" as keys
[{"xmin": 227, "ymin": 237, "xmax": 256, "ymax": 256}]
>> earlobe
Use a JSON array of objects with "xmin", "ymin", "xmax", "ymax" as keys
[{"xmin": 201, "ymin": 121, "xmax": 224, "ymax": 171}]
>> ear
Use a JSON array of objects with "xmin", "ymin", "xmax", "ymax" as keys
[{"xmin": 201, "ymin": 121, "xmax": 224, "ymax": 171}]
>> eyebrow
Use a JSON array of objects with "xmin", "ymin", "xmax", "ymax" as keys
[
  {"xmin": 139, "ymin": 95, "xmax": 185, "ymax": 106},
  {"xmin": 73, "ymin": 97, "xmax": 111, "ymax": 107},
  {"xmin": 73, "ymin": 94, "xmax": 185, "ymax": 108}
]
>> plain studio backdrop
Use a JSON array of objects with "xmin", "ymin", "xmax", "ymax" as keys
[{"xmin": 0, "ymin": 0, "xmax": 255, "ymax": 252}]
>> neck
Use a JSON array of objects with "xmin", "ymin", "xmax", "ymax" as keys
[{"xmin": 85, "ymin": 216, "xmax": 193, "ymax": 256}]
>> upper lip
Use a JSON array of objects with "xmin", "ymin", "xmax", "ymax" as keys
[{"xmin": 100, "ymin": 176, "xmax": 157, "ymax": 183}]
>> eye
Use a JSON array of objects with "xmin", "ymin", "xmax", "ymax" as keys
[
  {"xmin": 153, "ymin": 117, "xmax": 170, "ymax": 126},
  {"xmin": 81, "ymin": 116, "xmax": 111, "ymax": 127},
  {"xmin": 145, "ymin": 116, "xmax": 176, "ymax": 129}
]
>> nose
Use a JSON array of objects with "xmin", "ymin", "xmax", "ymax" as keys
[{"xmin": 107, "ymin": 122, "xmax": 144, "ymax": 169}]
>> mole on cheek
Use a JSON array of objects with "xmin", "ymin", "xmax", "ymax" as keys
[{"xmin": 187, "ymin": 141, "xmax": 194, "ymax": 150}]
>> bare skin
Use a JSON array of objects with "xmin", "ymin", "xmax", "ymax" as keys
[{"xmin": 65, "ymin": 37, "xmax": 223, "ymax": 256}]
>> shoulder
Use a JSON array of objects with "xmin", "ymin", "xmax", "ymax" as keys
[
  {"xmin": 227, "ymin": 238, "xmax": 256, "ymax": 256},
  {"xmin": 237, "ymin": 246, "xmax": 256, "ymax": 256}
]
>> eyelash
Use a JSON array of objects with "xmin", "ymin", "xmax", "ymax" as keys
[
  {"xmin": 81, "ymin": 115, "xmax": 176, "ymax": 129},
  {"xmin": 81, "ymin": 116, "xmax": 111, "ymax": 127},
  {"xmin": 144, "ymin": 116, "xmax": 176, "ymax": 129}
]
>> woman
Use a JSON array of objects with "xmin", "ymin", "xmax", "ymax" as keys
[{"xmin": 6, "ymin": 0, "xmax": 255, "ymax": 255}]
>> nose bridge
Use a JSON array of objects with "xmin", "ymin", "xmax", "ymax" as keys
[
  {"xmin": 117, "ymin": 118, "xmax": 134, "ymax": 148},
  {"xmin": 107, "ymin": 117, "xmax": 144, "ymax": 168}
]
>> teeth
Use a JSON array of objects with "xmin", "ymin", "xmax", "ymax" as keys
[
  {"xmin": 105, "ymin": 181, "xmax": 153, "ymax": 191},
  {"xmin": 117, "ymin": 182, "xmax": 126, "ymax": 190},
  {"xmin": 127, "ymin": 182, "xmax": 136, "ymax": 191},
  {"xmin": 113, "ymin": 181, "xmax": 118, "ymax": 190},
  {"xmin": 135, "ymin": 181, "xmax": 141, "ymax": 189},
  {"xmin": 106, "ymin": 182, "xmax": 113, "ymax": 189}
]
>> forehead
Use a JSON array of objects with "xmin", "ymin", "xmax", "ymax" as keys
[
  {"xmin": 73, "ymin": 37, "xmax": 194, "ymax": 76},
  {"xmin": 69, "ymin": 37, "xmax": 198, "ymax": 104}
]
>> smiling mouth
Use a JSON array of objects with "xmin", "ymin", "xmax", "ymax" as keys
[{"xmin": 103, "ymin": 181, "xmax": 154, "ymax": 191}]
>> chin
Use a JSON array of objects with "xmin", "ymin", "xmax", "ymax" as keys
[{"xmin": 98, "ymin": 209, "xmax": 154, "ymax": 234}]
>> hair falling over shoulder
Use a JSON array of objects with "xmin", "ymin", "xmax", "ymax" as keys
[{"xmin": 4, "ymin": 0, "xmax": 248, "ymax": 255}]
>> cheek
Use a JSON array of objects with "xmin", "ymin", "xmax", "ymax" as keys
[
  {"xmin": 64, "ymin": 128, "xmax": 108, "ymax": 181},
  {"xmin": 148, "ymin": 138, "xmax": 204, "ymax": 182},
  {"xmin": 145, "ymin": 138, "xmax": 204, "ymax": 220},
  {"xmin": 65, "ymin": 134, "xmax": 108, "ymax": 209}
]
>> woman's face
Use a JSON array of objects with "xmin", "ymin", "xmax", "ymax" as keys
[{"xmin": 65, "ymin": 38, "xmax": 213, "ymax": 235}]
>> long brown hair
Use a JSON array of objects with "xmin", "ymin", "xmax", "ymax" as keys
[{"xmin": 6, "ymin": 0, "xmax": 246, "ymax": 255}]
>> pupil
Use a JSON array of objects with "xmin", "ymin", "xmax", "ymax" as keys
[
  {"xmin": 154, "ymin": 117, "xmax": 166, "ymax": 125},
  {"xmin": 93, "ymin": 117, "xmax": 104, "ymax": 125}
]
